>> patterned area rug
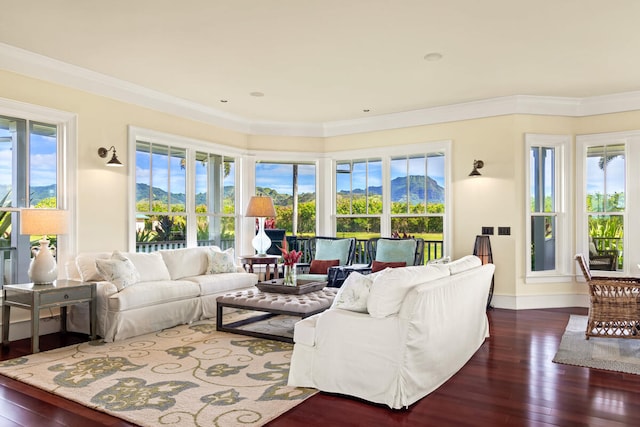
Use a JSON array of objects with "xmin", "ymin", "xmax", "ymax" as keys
[
  {"xmin": 553, "ymin": 314, "xmax": 640, "ymax": 374},
  {"xmin": 0, "ymin": 315, "xmax": 315, "ymax": 427}
]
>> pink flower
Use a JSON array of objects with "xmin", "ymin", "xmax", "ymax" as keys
[{"xmin": 280, "ymin": 239, "xmax": 302, "ymax": 266}]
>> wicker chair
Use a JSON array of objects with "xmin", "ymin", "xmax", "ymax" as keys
[{"xmin": 575, "ymin": 254, "xmax": 640, "ymax": 340}]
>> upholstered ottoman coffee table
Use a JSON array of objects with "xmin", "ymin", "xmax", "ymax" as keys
[{"xmin": 216, "ymin": 286, "xmax": 337, "ymax": 343}]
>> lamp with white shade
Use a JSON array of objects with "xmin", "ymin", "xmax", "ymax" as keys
[
  {"xmin": 245, "ymin": 196, "xmax": 276, "ymax": 256},
  {"xmin": 20, "ymin": 209, "xmax": 68, "ymax": 284}
]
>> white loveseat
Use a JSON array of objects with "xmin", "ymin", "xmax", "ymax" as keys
[
  {"xmin": 287, "ymin": 255, "xmax": 495, "ymax": 409},
  {"xmin": 65, "ymin": 247, "xmax": 258, "ymax": 342}
]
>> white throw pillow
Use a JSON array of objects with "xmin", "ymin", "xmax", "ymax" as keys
[
  {"xmin": 367, "ymin": 265, "xmax": 449, "ymax": 318},
  {"xmin": 448, "ymin": 255, "xmax": 482, "ymax": 275},
  {"xmin": 75, "ymin": 252, "xmax": 111, "ymax": 282},
  {"xmin": 331, "ymin": 272, "xmax": 373, "ymax": 313},
  {"xmin": 125, "ymin": 251, "xmax": 172, "ymax": 282},
  {"xmin": 207, "ymin": 247, "xmax": 236, "ymax": 274},
  {"xmin": 95, "ymin": 251, "xmax": 140, "ymax": 291},
  {"xmin": 160, "ymin": 247, "xmax": 211, "ymax": 280}
]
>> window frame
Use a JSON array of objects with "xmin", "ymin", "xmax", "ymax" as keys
[
  {"xmin": 331, "ymin": 140, "xmax": 451, "ymax": 258},
  {"xmin": 524, "ymin": 133, "xmax": 571, "ymax": 283},
  {"xmin": 576, "ymin": 130, "xmax": 640, "ymax": 277},
  {"xmin": 128, "ymin": 127, "xmax": 244, "ymax": 252}
]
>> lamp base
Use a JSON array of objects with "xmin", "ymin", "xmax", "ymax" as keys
[
  {"xmin": 252, "ymin": 217, "xmax": 272, "ymax": 256},
  {"xmin": 28, "ymin": 239, "xmax": 58, "ymax": 285}
]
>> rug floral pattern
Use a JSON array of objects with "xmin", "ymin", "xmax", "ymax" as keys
[{"xmin": 0, "ymin": 317, "xmax": 315, "ymax": 427}]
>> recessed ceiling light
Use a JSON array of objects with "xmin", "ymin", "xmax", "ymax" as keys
[
  {"xmin": 220, "ymin": 99, "xmax": 228, "ymax": 103},
  {"xmin": 423, "ymin": 52, "xmax": 443, "ymax": 62},
  {"xmin": 363, "ymin": 109, "xmax": 370, "ymax": 113},
  {"xmin": 250, "ymin": 91, "xmax": 264, "ymax": 97}
]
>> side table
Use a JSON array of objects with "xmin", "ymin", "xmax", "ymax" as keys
[
  {"xmin": 327, "ymin": 264, "xmax": 372, "ymax": 287},
  {"xmin": 239, "ymin": 254, "xmax": 280, "ymax": 280},
  {"xmin": 2, "ymin": 280, "xmax": 97, "ymax": 353}
]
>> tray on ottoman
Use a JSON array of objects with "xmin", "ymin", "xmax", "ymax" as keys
[{"xmin": 256, "ymin": 279, "xmax": 326, "ymax": 294}]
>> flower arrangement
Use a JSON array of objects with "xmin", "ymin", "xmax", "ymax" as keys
[
  {"xmin": 280, "ymin": 239, "xmax": 302, "ymax": 286},
  {"xmin": 280, "ymin": 239, "xmax": 302, "ymax": 266}
]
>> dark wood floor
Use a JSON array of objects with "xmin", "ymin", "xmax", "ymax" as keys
[{"xmin": 1, "ymin": 307, "xmax": 639, "ymax": 426}]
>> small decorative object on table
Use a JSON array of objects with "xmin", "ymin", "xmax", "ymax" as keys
[{"xmin": 280, "ymin": 239, "xmax": 302, "ymax": 286}]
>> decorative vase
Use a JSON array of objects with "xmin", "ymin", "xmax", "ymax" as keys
[{"xmin": 283, "ymin": 264, "xmax": 297, "ymax": 286}]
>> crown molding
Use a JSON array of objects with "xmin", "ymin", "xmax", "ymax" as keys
[{"xmin": 3, "ymin": 43, "xmax": 640, "ymax": 138}]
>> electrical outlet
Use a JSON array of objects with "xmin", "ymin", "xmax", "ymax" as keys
[
  {"xmin": 498, "ymin": 227, "xmax": 511, "ymax": 236},
  {"xmin": 481, "ymin": 226, "xmax": 494, "ymax": 235}
]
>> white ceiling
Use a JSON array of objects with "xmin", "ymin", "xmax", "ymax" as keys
[{"xmin": 2, "ymin": 0, "xmax": 640, "ymax": 129}]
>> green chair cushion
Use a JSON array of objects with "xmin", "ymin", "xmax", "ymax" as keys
[
  {"xmin": 375, "ymin": 239, "xmax": 417, "ymax": 266},
  {"xmin": 315, "ymin": 239, "xmax": 351, "ymax": 265}
]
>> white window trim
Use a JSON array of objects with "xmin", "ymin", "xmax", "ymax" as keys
[
  {"xmin": 0, "ymin": 97, "xmax": 77, "ymax": 272},
  {"xmin": 524, "ymin": 133, "xmax": 571, "ymax": 283},
  {"xmin": 330, "ymin": 140, "xmax": 452, "ymax": 258},
  {"xmin": 128, "ymin": 126, "xmax": 246, "ymax": 251},
  {"xmin": 576, "ymin": 130, "xmax": 640, "ymax": 277}
]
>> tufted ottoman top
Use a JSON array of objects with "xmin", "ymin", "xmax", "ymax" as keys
[{"xmin": 217, "ymin": 287, "xmax": 338, "ymax": 315}]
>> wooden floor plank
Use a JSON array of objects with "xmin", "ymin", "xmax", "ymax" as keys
[{"xmin": 0, "ymin": 308, "xmax": 638, "ymax": 426}]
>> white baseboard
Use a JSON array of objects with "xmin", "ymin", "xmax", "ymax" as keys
[{"xmin": 491, "ymin": 293, "xmax": 589, "ymax": 310}]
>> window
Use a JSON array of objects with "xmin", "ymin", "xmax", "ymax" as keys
[
  {"xmin": 0, "ymin": 102, "xmax": 75, "ymax": 286},
  {"xmin": 525, "ymin": 134, "xmax": 570, "ymax": 280},
  {"xmin": 390, "ymin": 153, "xmax": 445, "ymax": 260},
  {"xmin": 576, "ymin": 131, "xmax": 639, "ymax": 274},
  {"xmin": 336, "ymin": 158, "xmax": 382, "ymax": 237},
  {"xmin": 132, "ymin": 128, "xmax": 238, "ymax": 252},
  {"xmin": 334, "ymin": 141, "xmax": 451, "ymax": 264},
  {"xmin": 255, "ymin": 162, "xmax": 316, "ymax": 236}
]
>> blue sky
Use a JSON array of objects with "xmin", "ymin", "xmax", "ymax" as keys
[
  {"xmin": 256, "ymin": 163, "xmax": 316, "ymax": 194},
  {"xmin": 0, "ymin": 132, "xmax": 57, "ymax": 189}
]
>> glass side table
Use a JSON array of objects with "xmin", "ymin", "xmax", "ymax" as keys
[{"xmin": 2, "ymin": 280, "xmax": 97, "ymax": 353}]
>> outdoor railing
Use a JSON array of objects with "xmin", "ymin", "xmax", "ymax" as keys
[{"xmin": 136, "ymin": 237, "xmax": 444, "ymax": 266}]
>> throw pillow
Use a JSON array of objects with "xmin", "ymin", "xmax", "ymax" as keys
[
  {"xmin": 125, "ymin": 251, "xmax": 172, "ymax": 282},
  {"xmin": 331, "ymin": 272, "xmax": 373, "ymax": 313},
  {"xmin": 448, "ymin": 255, "xmax": 482, "ymax": 275},
  {"xmin": 371, "ymin": 260, "xmax": 406, "ymax": 273},
  {"xmin": 207, "ymin": 247, "xmax": 236, "ymax": 274},
  {"xmin": 315, "ymin": 239, "xmax": 352, "ymax": 265},
  {"xmin": 309, "ymin": 259, "xmax": 340, "ymax": 274},
  {"xmin": 95, "ymin": 251, "xmax": 140, "ymax": 292}
]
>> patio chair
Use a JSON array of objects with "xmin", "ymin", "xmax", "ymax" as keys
[
  {"xmin": 296, "ymin": 236, "xmax": 356, "ymax": 284},
  {"xmin": 367, "ymin": 237, "xmax": 425, "ymax": 272},
  {"xmin": 575, "ymin": 254, "xmax": 640, "ymax": 339},
  {"xmin": 588, "ymin": 236, "xmax": 618, "ymax": 271}
]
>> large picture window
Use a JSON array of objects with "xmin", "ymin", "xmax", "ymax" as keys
[
  {"xmin": 334, "ymin": 141, "xmax": 450, "ymax": 264},
  {"xmin": 132, "ymin": 129, "xmax": 237, "ymax": 252}
]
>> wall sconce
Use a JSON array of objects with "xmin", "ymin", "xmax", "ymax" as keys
[
  {"xmin": 98, "ymin": 146, "xmax": 124, "ymax": 167},
  {"xmin": 469, "ymin": 159, "xmax": 484, "ymax": 176}
]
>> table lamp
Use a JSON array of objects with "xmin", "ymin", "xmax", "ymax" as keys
[
  {"xmin": 20, "ymin": 209, "xmax": 68, "ymax": 284},
  {"xmin": 245, "ymin": 196, "xmax": 276, "ymax": 256}
]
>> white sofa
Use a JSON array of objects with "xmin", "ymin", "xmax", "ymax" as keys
[
  {"xmin": 65, "ymin": 246, "xmax": 258, "ymax": 342},
  {"xmin": 287, "ymin": 255, "xmax": 495, "ymax": 409}
]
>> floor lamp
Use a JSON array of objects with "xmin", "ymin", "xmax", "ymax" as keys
[{"xmin": 473, "ymin": 235, "xmax": 494, "ymax": 310}]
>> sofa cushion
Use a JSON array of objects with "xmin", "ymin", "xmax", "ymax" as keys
[
  {"xmin": 331, "ymin": 272, "xmax": 373, "ymax": 313},
  {"xmin": 106, "ymin": 280, "xmax": 201, "ymax": 311},
  {"xmin": 95, "ymin": 251, "xmax": 140, "ymax": 292},
  {"xmin": 124, "ymin": 252, "xmax": 172, "ymax": 282},
  {"xmin": 309, "ymin": 259, "xmax": 340, "ymax": 274},
  {"xmin": 185, "ymin": 272, "xmax": 258, "ymax": 295},
  {"xmin": 375, "ymin": 239, "xmax": 417, "ymax": 266},
  {"xmin": 160, "ymin": 247, "xmax": 211, "ymax": 280},
  {"xmin": 315, "ymin": 239, "xmax": 351, "ymax": 265},
  {"xmin": 371, "ymin": 260, "xmax": 406, "ymax": 273},
  {"xmin": 75, "ymin": 252, "xmax": 111, "ymax": 282},
  {"xmin": 206, "ymin": 247, "xmax": 237, "ymax": 274},
  {"xmin": 448, "ymin": 255, "xmax": 482, "ymax": 275},
  {"xmin": 367, "ymin": 265, "xmax": 449, "ymax": 318}
]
